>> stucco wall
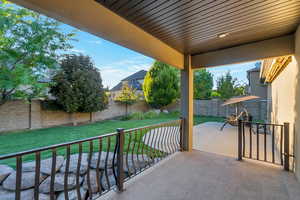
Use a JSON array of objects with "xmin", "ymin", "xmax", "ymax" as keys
[
  {"xmin": 248, "ymin": 71, "xmax": 268, "ymax": 99},
  {"xmin": 269, "ymin": 25, "xmax": 300, "ymax": 179},
  {"xmin": 269, "ymin": 56, "xmax": 297, "ymax": 171},
  {"xmin": 294, "ymin": 25, "xmax": 300, "ymax": 179}
]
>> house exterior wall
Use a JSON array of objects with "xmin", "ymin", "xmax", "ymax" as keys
[
  {"xmin": 248, "ymin": 70, "xmax": 268, "ymax": 99},
  {"xmin": 294, "ymin": 25, "xmax": 300, "ymax": 180},
  {"xmin": 269, "ymin": 25, "xmax": 300, "ymax": 179},
  {"xmin": 269, "ymin": 56, "xmax": 297, "ymax": 172}
]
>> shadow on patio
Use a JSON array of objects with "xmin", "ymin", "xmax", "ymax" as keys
[{"xmin": 101, "ymin": 151, "xmax": 300, "ymax": 200}]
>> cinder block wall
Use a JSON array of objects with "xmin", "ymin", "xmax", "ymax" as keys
[
  {"xmin": 0, "ymin": 100, "xmax": 151, "ymax": 132},
  {"xmin": 193, "ymin": 99, "xmax": 267, "ymax": 121}
]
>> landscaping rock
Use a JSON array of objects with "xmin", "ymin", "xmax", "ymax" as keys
[
  {"xmin": 57, "ymin": 188, "xmax": 87, "ymax": 200},
  {"xmin": 60, "ymin": 154, "xmax": 88, "ymax": 175},
  {"xmin": 82, "ymin": 170, "xmax": 100, "ymax": 193},
  {"xmin": 152, "ymin": 109, "xmax": 161, "ymax": 114},
  {"xmin": 124, "ymin": 154, "xmax": 149, "ymax": 173},
  {"xmin": 0, "ymin": 187, "xmax": 34, "ymax": 200},
  {"xmin": 39, "ymin": 193, "xmax": 51, "ymax": 200},
  {"xmin": 90, "ymin": 152, "xmax": 115, "ymax": 169},
  {"xmin": 83, "ymin": 170, "xmax": 115, "ymax": 193},
  {"xmin": 39, "ymin": 173, "xmax": 82, "ymax": 194},
  {"xmin": 2, "ymin": 172, "xmax": 46, "ymax": 191},
  {"xmin": 0, "ymin": 165, "xmax": 14, "ymax": 184},
  {"xmin": 100, "ymin": 174, "xmax": 116, "ymax": 191},
  {"xmin": 22, "ymin": 156, "xmax": 65, "ymax": 175},
  {"xmin": 162, "ymin": 109, "xmax": 169, "ymax": 114}
]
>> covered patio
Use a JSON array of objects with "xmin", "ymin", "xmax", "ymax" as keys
[
  {"xmin": 103, "ymin": 151, "xmax": 300, "ymax": 200},
  {"xmin": 7, "ymin": 0, "xmax": 300, "ymax": 199}
]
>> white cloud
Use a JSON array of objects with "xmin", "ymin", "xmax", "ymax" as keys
[
  {"xmin": 69, "ymin": 48, "xmax": 86, "ymax": 54},
  {"xmin": 98, "ymin": 56, "xmax": 153, "ymax": 89},
  {"xmin": 87, "ymin": 40, "xmax": 102, "ymax": 45}
]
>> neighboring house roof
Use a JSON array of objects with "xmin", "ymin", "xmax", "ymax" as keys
[
  {"xmin": 111, "ymin": 70, "xmax": 147, "ymax": 91},
  {"xmin": 122, "ymin": 70, "xmax": 147, "ymax": 81}
]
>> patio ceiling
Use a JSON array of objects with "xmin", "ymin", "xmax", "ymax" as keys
[{"xmin": 11, "ymin": 0, "xmax": 300, "ymax": 68}]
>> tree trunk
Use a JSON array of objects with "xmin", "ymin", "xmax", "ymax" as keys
[
  {"xmin": 28, "ymin": 99, "xmax": 32, "ymax": 129},
  {"xmin": 125, "ymin": 104, "xmax": 128, "ymax": 117},
  {"xmin": 71, "ymin": 113, "xmax": 77, "ymax": 126},
  {"xmin": 90, "ymin": 112, "xmax": 93, "ymax": 123}
]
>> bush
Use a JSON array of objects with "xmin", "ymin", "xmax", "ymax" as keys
[{"xmin": 143, "ymin": 61, "xmax": 179, "ymax": 109}]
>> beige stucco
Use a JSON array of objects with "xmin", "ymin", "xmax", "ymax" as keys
[
  {"xmin": 294, "ymin": 25, "xmax": 300, "ymax": 179},
  {"xmin": 269, "ymin": 25, "xmax": 300, "ymax": 179}
]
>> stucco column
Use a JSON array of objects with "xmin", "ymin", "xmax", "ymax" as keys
[
  {"xmin": 181, "ymin": 54, "xmax": 194, "ymax": 151},
  {"xmin": 294, "ymin": 24, "xmax": 300, "ymax": 179}
]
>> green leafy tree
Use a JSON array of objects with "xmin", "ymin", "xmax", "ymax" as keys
[
  {"xmin": 216, "ymin": 71, "xmax": 246, "ymax": 100},
  {"xmin": 50, "ymin": 54, "xmax": 108, "ymax": 114},
  {"xmin": 114, "ymin": 82, "xmax": 138, "ymax": 117},
  {"xmin": 194, "ymin": 69, "xmax": 213, "ymax": 99},
  {"xmin": 0, "ymin": 0, "xmax": 75, "ymax": 106},
  {"xmin": 143, "ymin": 61, "xmax": 179, "ymax": 110}
]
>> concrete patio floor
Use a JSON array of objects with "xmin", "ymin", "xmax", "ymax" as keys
[
  {"xmin": 102, "ymin": 151, "xmax": 300, "ymax": 200},
  {"xmin": 193, "ymin": 122, "xmax": 279, "ymax": 162}
]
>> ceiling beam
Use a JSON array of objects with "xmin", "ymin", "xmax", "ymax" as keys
[
  {"xmin": 11, "ymin": 0, "xmax": 184, "ymax": 69},
  {"xmin": 191, "ymin": 34, "xmax": 295, "ymax": 68}
]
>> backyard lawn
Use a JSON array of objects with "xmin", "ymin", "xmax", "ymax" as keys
[{"xmin": 0, "ymin": 114, "xmax": 224, "ymax": 167}]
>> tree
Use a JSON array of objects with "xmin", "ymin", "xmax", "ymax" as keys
[
  {"xmin": 216, "ymin": 71, "xmax": 246, "ymax": 100},
  {"xmin": 194, "ymin": 69, "xmax": 213, "ymax": 99},
  {"xmin": 114, "ymin": 82, "xmax": 138, "ymax": 117},
  {"xmin": 50, "ymin": 54, "xmax": 108, "ymax": 115},
  {"xmin": 0, "ymin": 0, "xmax": 75, "ymax": 106},
  {"xmin": 143, "ymin": 61, "xmax": 179, "ymax": 110}
]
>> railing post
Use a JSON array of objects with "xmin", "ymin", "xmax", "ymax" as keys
[
  {"xmin": 283, "ymin": 122, "xmax": 290, "ymax": 171},
  {"xmin": 179, "ymin": 117, "xmax": 184, "ymax": 151},
  {"xmin": 237, "ymin": 120, "xmax": 243, "ymax": 161},
  {"xmin": 116, "ymin": 128, "xmax": 125, "ymax": 191}
]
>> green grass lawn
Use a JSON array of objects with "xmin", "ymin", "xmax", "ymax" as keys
[{"xmin": 0, "ymin": 115, "xmax": 224, "ymax": 167}]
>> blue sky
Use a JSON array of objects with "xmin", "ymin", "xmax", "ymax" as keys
[
  {"xmin": 9, "ymin": 1, "xmax": 258, "ymax": 89},
  {"xmin": 64, "ymin": 23, "xmax": 257, "ymax": 89}
]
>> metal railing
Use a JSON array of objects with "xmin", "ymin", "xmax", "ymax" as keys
[
  {"xmin": 237, "ymin": 120, "xmax": 291, "ymax": 170},
  {"xmin": 0, "ymin": 119, "xmax": 183, "ymax": 200}
]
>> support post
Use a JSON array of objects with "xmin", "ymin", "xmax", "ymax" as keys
[
  {"xmin": 237, "ymin": 120, "xmax": 243, "ymax": 161},
  {"xmin": 116, "ymin": 128, "xmax": 125, "ymax": 191},
  {"xmin": 284, "ymin": 122, "xmax": 290, "ymax": 171},
  {"xmin": 179, "ymin": 117, "xmax": 184, "ymax": 151},
  {"xmin": 180, "ymin": 54, "xmax": 193, "ymax": 151}
]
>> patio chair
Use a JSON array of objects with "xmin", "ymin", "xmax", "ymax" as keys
[{"xmin": 220, "ymin": 107, "xmax": 251, "ymax": 131}]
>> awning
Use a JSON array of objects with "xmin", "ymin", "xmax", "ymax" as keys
[{"xmin": 222, "ymin": 96, "xmax": 260, "ymax": 106}]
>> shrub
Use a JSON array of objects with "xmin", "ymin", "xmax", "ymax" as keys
[{"xmin": 143, "ymin": 61, "xmax": 179, "ymax": 110}]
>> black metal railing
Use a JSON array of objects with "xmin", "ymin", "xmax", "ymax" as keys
[
  {"xmin": 0, "ymin": 119, "xmax": 183, "ymax": 200},
  {"xmin": 237, "ymin": 120, "xmax": 291, "ymax": 170}
]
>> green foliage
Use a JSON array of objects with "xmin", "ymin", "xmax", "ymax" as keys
[
  {"xmin": 211, "ymin": 91, "xmax": 221, "ymax": 98},
  {"xmin": 216, "ymin": 71, "xmax": 246, "ymax": 100},
  {"xmin": 114, "ymin": 82, "xmax": 138, "ymax": 116},
  {"xmin": 124, "ymin": 110, "xmax": 180, "ymax": 121},
  {"xmin": 50, "ymin": 54, "xmax": 108, "ymax": 113},
  {"xmin": 0, "ymin": 1, "xmax": 75, "ymax": 105},
  {"xmin": 194, "ymin": 69, "xmax": 213, "ymax": 99},
  {"xmin": 143, "ymin": 61, "xmax": 179, "ymax": 109}
]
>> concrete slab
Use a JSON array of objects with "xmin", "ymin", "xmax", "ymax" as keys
[
  {"xmin": 193, "ymin": 122, "xmax": 280, "ymax": 163},
  {"xmin": 101, "ymin": 151, "xmax": 300, "ymax": 200}
]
